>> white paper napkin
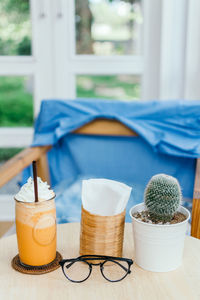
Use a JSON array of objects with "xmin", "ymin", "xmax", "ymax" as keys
[{"xmin": 82, "ymin": 178, "xmax": 132, "ymax": 216}]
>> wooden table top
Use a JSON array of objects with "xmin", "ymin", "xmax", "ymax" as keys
[{"xmin": 0, "ymin": 223, "xmax": 200, "ymax": 300}]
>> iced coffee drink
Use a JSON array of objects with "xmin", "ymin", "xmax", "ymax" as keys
[{"xmin": 15, "ymin": 177, "xmax": 56, "ymax": 266}]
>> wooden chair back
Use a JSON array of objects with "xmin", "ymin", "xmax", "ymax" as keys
[{"xmin": 0, "ymin": 118, "xmax": 199, "ymax": 238}]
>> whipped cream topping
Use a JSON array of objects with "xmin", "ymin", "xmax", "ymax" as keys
[{"xmin": 15, "ymin": 177, "xmax": 54, "ymax": 202}]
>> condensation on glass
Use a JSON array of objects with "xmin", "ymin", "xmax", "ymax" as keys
[
  {"xmin": 75, "ymin": 0, "xmax": 143, "ymax": 55},
  {"xmin": 76, "ymin": 75, "xmax": 141, "ymax": 100},
  {"xmin": 0, "ymin": 0, "xmax": 32, "ymax": 55}
]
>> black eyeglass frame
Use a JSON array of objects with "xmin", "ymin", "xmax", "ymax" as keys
[{"xmin": 59, "ymin": 255, "xmax": 134, "ymax": 283}]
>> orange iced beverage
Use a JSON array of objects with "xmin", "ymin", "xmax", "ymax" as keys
[{"xmin": 15, "ymin": 196, "xmax": 56, "ymax": 266}]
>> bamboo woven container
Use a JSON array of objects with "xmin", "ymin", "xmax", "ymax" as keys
[{"xmin": 80, "ymin": 206, "xmax": 126, "ymax": 257}]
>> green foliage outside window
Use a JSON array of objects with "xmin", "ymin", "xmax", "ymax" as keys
[
  {"xmin": 0, "ymin": 77, "xmax": 33, "ymax": 127},
  {"xmin": 0, "ymin": 0, "xmax": 31, "ymax": 55}
]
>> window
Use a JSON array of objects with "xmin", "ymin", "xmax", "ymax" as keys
[
  {"xmin": 53, "ymin": 0, "xmax": 143, "ymax": 101},
  {"xmin": 0, "ymin": 0, "xmax": 34, "ymax": 148},
  {"xmin": 75, "ymin": 0, "xmax": 143, "ymax": 55},
  {"xmin": 1, "ymin": 0, "xmax": 162, "ymax": 148}
]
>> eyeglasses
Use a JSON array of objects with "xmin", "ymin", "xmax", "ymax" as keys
[{"xmin": 59, "ymin": 255, "xmax": 133, "ymax": 283}]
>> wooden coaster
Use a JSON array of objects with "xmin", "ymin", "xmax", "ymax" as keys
[{"xmin": 11, "ymin": 251, "xmax": 62, "ymax": 275}]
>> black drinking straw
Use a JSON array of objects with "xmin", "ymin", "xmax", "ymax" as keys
[{"xmin": 32, "ymin": 161, "xmax": 39, "ymax": 202}]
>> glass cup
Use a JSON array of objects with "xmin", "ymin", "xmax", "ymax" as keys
[{"xmin": 15, "ymin": 196, "xmax": 57, "ymax": 267}]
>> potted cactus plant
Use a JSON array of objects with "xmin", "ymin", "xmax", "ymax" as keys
[{"xmin": 129, "ymin": 174, "xmax": 190, "ymax": 272}]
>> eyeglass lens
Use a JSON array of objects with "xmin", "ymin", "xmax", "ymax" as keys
[
  {"xmin": 101, "ymin": 260, "xmax": 129, "ymax": 282},
  {"xmin": 63, "ymin": 260, "xmax": 91, "ymax": 282}
]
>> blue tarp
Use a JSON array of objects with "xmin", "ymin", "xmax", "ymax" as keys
[{"xmin": 25, "ymin": 99, "xmax": 200, "ymax": 223}]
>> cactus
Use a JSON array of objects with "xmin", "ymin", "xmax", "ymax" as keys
[{"xmin": 144, "ymin": 174, "xmax": 182, "ymax": 222}]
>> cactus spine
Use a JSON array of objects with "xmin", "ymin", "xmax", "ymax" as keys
[{"xmin": 144, "ymin": 174, "xmax": 182, "ymax": 222}]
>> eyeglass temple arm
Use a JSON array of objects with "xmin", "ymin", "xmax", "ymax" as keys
[
  {"xmin": 80, "ymin": 256, "xmax": 132, "ymax": 273},
  {"xmin": 59, "ymin": 259, "xmax": 78, "ymax": 269},
  {"xmin": 108, "ymin": 260, "xmax": 130, "ymax": 273},
  {"xmin": 78, "ymin": 254, "xmax": 133, "ymax": 263}
]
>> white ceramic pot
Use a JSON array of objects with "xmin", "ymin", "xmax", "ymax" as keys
[{"xmin": 129, "ymin": 203, "xmax": 190, "ymax": 272}]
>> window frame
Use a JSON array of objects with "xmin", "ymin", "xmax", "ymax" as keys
[
  {"xmin": 1, "ymin": 0, "xmax": 188, "ymax": 147},
  {"xmin": 53, "ymin": 0, "xmax": 144, "ymax": 100}
]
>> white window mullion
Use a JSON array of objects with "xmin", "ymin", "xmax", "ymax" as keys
[
  {"xmin": 0, "ymin": 128, "xmax": 33, "ymax": 148},
  {"xmin": 53, "ymin": 0, "xmax": 76, "ymax": 99},
  {"xmin": 0, "ymin": 57, "xmax": 35, "ymax": 75},
  {"xmin": 31, "ymin": 0, "xmax": 55, "ymax": 115},
  {"xmin": 70, "ymin": 56, "xmax": 143, "ymax": 75},
  {"xmin": 142, "ymin": 0, "xmax": 162, "ymax": 100},
  {"xmin": 142, "ymin": 0, "xmax": 188, "ymax": 101},
  {"xmin": 184, "ymin": 0, "xmax": 200, "ymax": 100},
  {"xmin": 160, "ymin": 0, "xmax": 188, "ymax": 100}
]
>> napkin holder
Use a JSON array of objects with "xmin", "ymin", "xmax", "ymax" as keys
[{"xmin": 80, "ymin": 206, "xmax": 126, "ymax": 257}]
